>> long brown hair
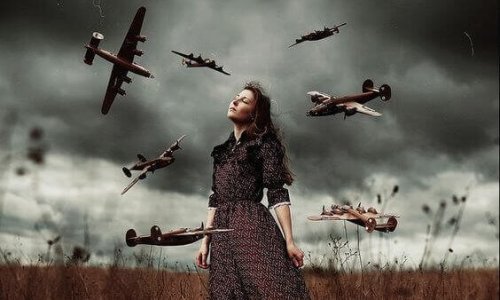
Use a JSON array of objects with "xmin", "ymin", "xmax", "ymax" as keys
[{"xmin": 243, "ymin": 81, "xmax": 294, "ymax": 185}]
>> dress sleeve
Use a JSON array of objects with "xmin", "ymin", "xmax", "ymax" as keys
[
  {"xmin": 208, "ymin": 146, "xmax": 220, "ymax": 209},
  {"xmin": 260, "ymin": 136, "xmax": 291, "ymax": 209},
  {"xmin": 208, "ymin": 192, "xmax": 218, "ymax": 209}
]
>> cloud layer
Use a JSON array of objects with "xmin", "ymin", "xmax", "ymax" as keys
[{"xmin": 0, "ymin": 0, "xmax": 497, "ymax": 267}]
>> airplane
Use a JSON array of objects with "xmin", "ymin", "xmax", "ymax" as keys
[
  {"xmin": 125, "ymin": 223, "xmax": 234, "ymax": 247},
  {"xmin": 306, "ymin": 79, "xmax": 391, "ymax": 119},
  {"xmin": 289, "ymin": 22, "xmax": 347, "ymax": 48},
  {"xmin": 171, "ymin": 50, "xmax": 230, "ymax": 76},
  {"xmin": 121, "ymin": 135, "xmax": 186, "ymax": 195},
  {"xmin": 308, "ymin": 204, "xmax": 399, "ymax": 233},
  {"xmin": 83, "ymin": 6, "xmax": 154, "ymax": 115}
]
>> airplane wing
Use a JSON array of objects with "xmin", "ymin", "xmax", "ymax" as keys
[
  {"xmin": 288, "ymin": 38, "xmax": 305, "ymax": 48},
  {"xmin": 101, "ymin": 65, "xmax": 128, "ymax": 114},
  {"xmin": 172, "ymin": 51, "xmax": 211, "ymax": 65},
  {"xmin": 342, "ymin": 102, "xmax": 381, "ymax": 116},
  {"xmin": 160, "ymin": 134, "xmax": 186, "ymax": 157},
  {"xmin": 307, "ymin": 91, "xmax": 332, "ymax": 104},
  {"xmin": 308, "ymin": 214, "xmax": 356, "ymax": 221},
  {"xmin": 211, "ymin": 65, "xmax": 231, "ymax": 76},
  {"xmin": 171, "ymin": 50, "xmax": 195, "ymax": 60},
  {"xmin": 117, "ymin": 6, "xmax": 146, "ymax": 63},
  {"xmin": 121, "ymin": 167, "xmax": 149, "ymax": 195},
  {"xmin": 172, "ymin": 51, "xmax": 230, "ymax": 75},
  {"xmin": 160, "ymin": 228, "xmax": 188, "ymax": 238},
  {"xmin": 308, "ymin": 212, "xmax": 396, "ymax": 221},
  {"xmin": 172, "ymin": 228, "xmax": 234, "ymax": 236}
]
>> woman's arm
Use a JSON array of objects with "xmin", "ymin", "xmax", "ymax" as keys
[
  {"xmin": 196, "ymin": 208, "xmax": 216, "ymax": 269},
  {"xmin": 274, "ymin": 205, "xmax": 304, "ymax": 268},
  {"xmin": 204, "ymin": 208, "xmax": 216, "ymax": 229}
]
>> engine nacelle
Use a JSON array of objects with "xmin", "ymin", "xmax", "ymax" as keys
[
  {"xmin": 133, "ymin": 49, "xmax": 144, "ymax": 56},
  {"xmin": 134, "ymin": 35, "xmax": 147, "ymax": 42},
  {"xmin": 115, "ymin": 87, "xmax": 126, "ymax": 96},
  {"xmin": 83, "ymin": 32, "xmax": 104, "ymax": 65},
  {"xmin": 307, "ymin": 91, "xmax": 328, "ymax": 103},
  {"xmin": 125, "ymin": 229, "xmax": 138, "ymax": 247},
  {"xmin": 311, "ymin": 95, "xmax": 321, "ymax": 103},
  {"xmin": 120, "ymin": 75, "xmax": 132, "ymax": 84},
  {"xmin": 345, "ymin": 108, "xmax": 357, "ymax": 116}
]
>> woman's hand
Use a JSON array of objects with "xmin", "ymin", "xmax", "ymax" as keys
[
  {"xmin": 286, "ymin": 242, "xmax": 305, "ymax": 268},
  {"xmin": 195, "ymin": 239, "xmax": 210, "ymax": 269}
]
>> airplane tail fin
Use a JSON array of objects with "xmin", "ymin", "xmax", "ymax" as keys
[
  {"xmin": 362, "ymin": 79, "xmax": 374, "ymax": 93},
  {"xmin": 363, "ymin": 79, "xmax": 391, "ymax": 101},
  {"xmin": 84, "ymin": 48, "xmax": 95, "ymax": 65},
  {"xmin": 150, "ymin": 225, "xmax": 162, "ymax": 242},
  {"xmin": 83, "ymin": 32, "xmax": 104, "ymax": 65},
  {"xmin": 125, "ymin": 229, "xmax": 138, "ymax": 247},
  {"xmin": 379, "ymin": 84, "xmax": 391, "ymax": 101},
  {"xmin": 374, "ymin": 216, "xmax": 398, "ymax": 233},
  {"xmin": 386, "ymin": 216, "xmax": 398, "ymax": 231},
  {"xmin": 122, "ymin": 167, "xmax": 132, "ymax": 178}
]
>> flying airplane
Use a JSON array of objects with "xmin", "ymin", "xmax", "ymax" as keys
[
  {"xmin": 121, "ymin": 135, "xmax": 186, "ymax": 195},
  {"xmin": 306, "ymin": 79, "xmax": 391, "ymax": 119},
  {"xmin": 171, "ymin": 50, "xmax": 230, "ymax": 76},
  {"xmin": 83, "ymin": 6, "xmax": 154, "ymax": 115},
  {"xmin": 125, "ymin": 223, "xmax": 233, "ymax": 247},
  {"xmin": 289, "ymin": 22, "xmax": 347, "ymax": 48},
  {"xmin": 308, "ymin": 204, "xmax": 399, "ymax": 233}
]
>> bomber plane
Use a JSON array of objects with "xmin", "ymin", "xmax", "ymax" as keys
[
  {"xmin": 84, "ymin": 7, "xmax": 153, "ymax": 114},
  {"xmin": 307, "ymin": 79, "xmax": 391, "ymax": 119},
  {"xmin": 171, "ymin": 50, "xmax": 230, "ymax": 76}
]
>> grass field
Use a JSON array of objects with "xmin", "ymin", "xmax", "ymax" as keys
[{"xmin": 0, "ymin": 264, "xmax": 498, "ymax": 299}]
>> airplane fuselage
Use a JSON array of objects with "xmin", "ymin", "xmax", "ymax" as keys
[
  {"xmin": 130, "ymin": 157, "xmax": 175, "ymax": 171},
  {"xmin": 307, "ymin": 91, "xmax": 379, "ymax": 116},
  {"xmin": 184, "ymin": 60, "xmax": 217, "ymax": 68},
  {"xmin": 127, "ymin": 226, "xmax": 205, "ymax": 247},
  {"xmin": 185, "ymin": 62, "xmax": 209, "ymax": 68},
  {"xmin": 331, "ymin": 91, "xmax": 379, "ymax": 105},
  {"xmin": 303, "ymin": 31, "xmax": 334, "ymax": 41},
  {"xmin": 129, "ymin": 234, "xmax": 203, "ymax": 246},
  {"xmin": 85, "ymin": 46, "xmax": 152, "ymax": 78}
]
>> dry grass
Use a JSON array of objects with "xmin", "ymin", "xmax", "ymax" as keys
[
  {"xmin": 0, "ymin": 265, "xmax": 497, "ymax": 299},
  {"xmin": 305, "ymin": 268, "xmax": 498, "ymax": 300}
]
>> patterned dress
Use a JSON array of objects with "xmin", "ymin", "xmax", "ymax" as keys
[{"xmin": 208, "ymin": 131, "xmax": 310, "ymax": 300}]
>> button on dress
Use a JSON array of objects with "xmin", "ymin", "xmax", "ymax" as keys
[{"xmin": 208, "ymin": 131, "xmax": 310, "ymax": 300}]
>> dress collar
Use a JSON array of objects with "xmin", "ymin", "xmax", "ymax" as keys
[{"xmin": 229, "ymin": 130, "xmax": 251, "ymax": 143}]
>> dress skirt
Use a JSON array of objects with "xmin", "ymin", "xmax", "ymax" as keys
[{"xmin": 209, "ymin": 200, "xmax": 310, "ymax": 300}]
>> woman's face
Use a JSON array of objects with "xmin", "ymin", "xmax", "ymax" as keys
[{"xmin": 227, "ymin": 89, "xmax": 257, "ymax": 124}]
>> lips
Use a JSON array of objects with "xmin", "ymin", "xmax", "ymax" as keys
[{"xmin": 229, "ymin": 108, "xmax": 236, "ymax": 112}]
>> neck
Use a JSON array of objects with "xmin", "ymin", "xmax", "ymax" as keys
[{"xmin": 233, "ymin": 123, "xmax": 250, "ymax": 141}]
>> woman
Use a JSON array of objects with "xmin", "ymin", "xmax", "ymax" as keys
[{"xmin": 195, "ymin": 82, "xmax": 310, "ymax": 299}]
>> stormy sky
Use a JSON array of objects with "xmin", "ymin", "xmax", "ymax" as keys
[{"xmin": 0, "ymin": 0, "xmax": 498, "ymax": 268}]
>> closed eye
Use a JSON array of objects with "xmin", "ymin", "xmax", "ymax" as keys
[{"xmin": 233, "ymin": 95, "xmax": 250, "ymax": 104}]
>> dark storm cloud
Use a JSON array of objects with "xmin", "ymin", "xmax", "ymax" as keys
[{"xmin": 0, "ymin": 0, "xmax": 497, "ymax": 199}]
